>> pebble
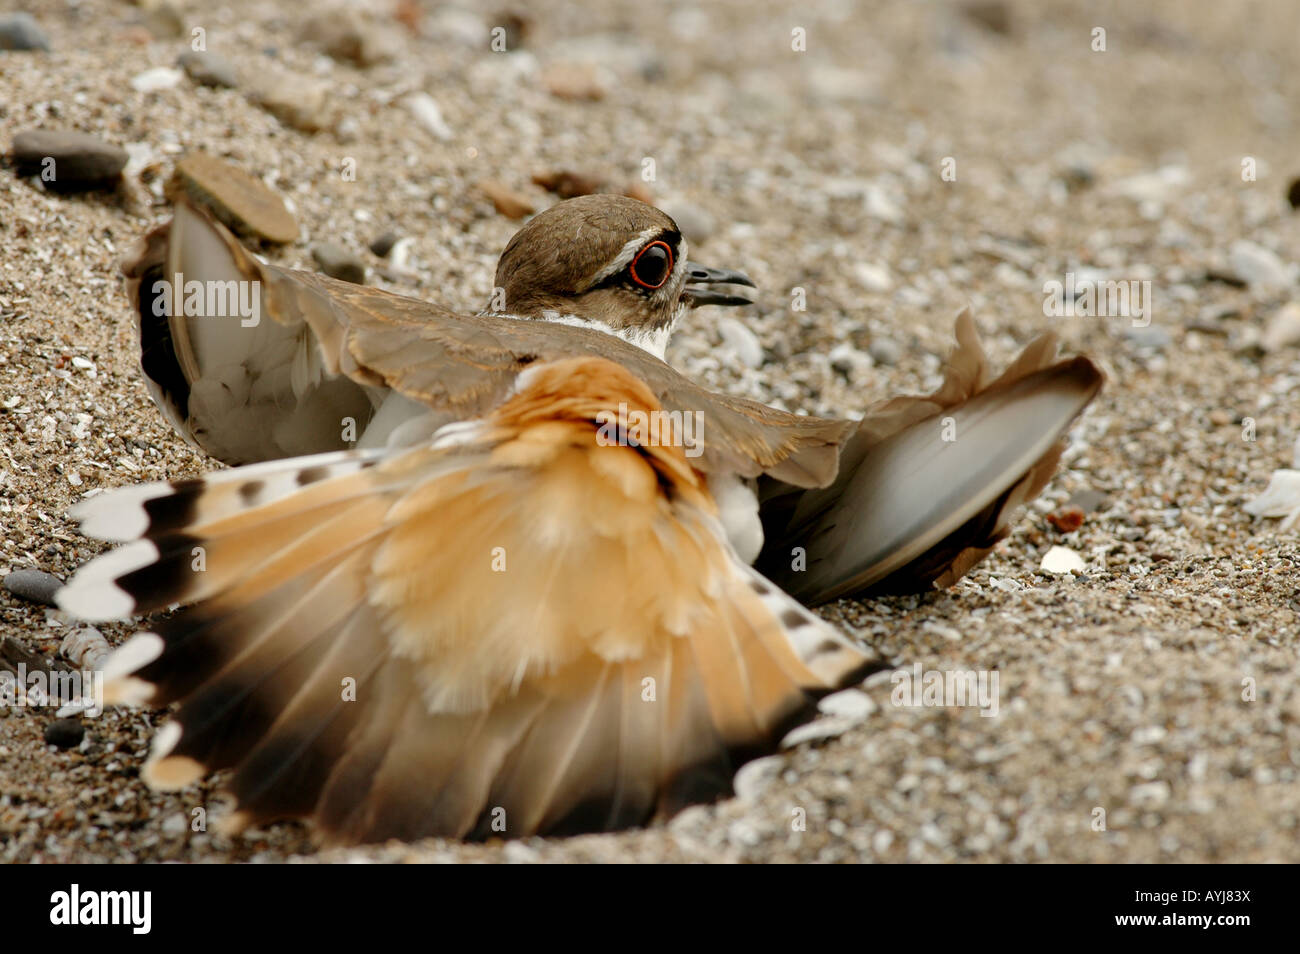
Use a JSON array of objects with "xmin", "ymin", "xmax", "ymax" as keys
[
  {"xmin": 1260, "ymin": 302, "xmax": 1300, "ymax": 352},
  {"xmin": 311, "ymin": 243, "xmax": 367, "ymax": 285},
  {"xmin": 130, "ymin": 67, "xmax": 184, "ymax": 94},
  {"xmin": 162, "ymin": 813, "xmax": 188, "ymax": 836},
  {"xmin": 166, "ymin": 151, "xmax": 299, "ymax": 244},
  {"xmin": 532, "ymin": 169, "xmax": 606, "ymax": 199},
  {"xmin": 177, "ymin": 50, "xmax": 239, "ymax": 89},
  {"xmin": 479, "ymin": 179, "xmax": 535, "ymax": 220},
  {"xmin": 1123, "ymin": 325, "xmax": 1172, "ymax": 350},
  {"xmin": 3, "ymin": 568, "xmax": 62, "ymax": 606},
  {"xmin": 0, "ymin": 12, "xmax": 50, "ymax": 51},
  {"xmin": 541, "ymin": 62, "xmax": 608, "ymax": 101},
  {"xmin": 817, "ymin": 688, "xmax": 877, "ymax": 720},
  {"xmin": 368, "ymin": 231, "xmax": 400, "ymax": 258},
  {"xmin": 661, "ymin": 201, "xmax": 716, "ymax": 244},
  {"xmin": 868, "ymin": 338, "xmax": 901, "ymax": 366},
  {"xmin": 717, "ymin": 316, "xmax": 764, "ymax": 368},
  {"xmin": 1229, "ymin": 239, "xmax": 1296, "ymax": 293},
  {"xmin": 251, "ymin": 75, "xmax": 334, "ymax": 134},
  {"xmin": 863, "ymin": 183, "xmax": 905, "ymax": 225},
  {"xmin": 1288, "ymin": 177, "xmax": 1300, "ymax": 210},
  {"xmin": 300, "ymin": 10, "xmax": 400, "ymax": 67},
  {"xmin": 854, "ymin": 261, "xmax": 894, "ymax": 292},
  {"xmin": 732, "ymin": 755, "xmax": 784, "ymax": 802},
  {"xmin": 1129, "ymin": 780, "xmax": 1171, "ymax": 808},
  {"xmin": 1040, "ymin": 545, "xmax": 1085, "ymax": 574},
  {"xmin": 780, "ymin": 716, "xmax": 855, "ymax": 748},
  {"xmin": 828, "ymin": 342, "xmax": 872, "ymax": 379},
  {"xmin": 44, "ymin": 718, "xmax": 85, "ymax": 750},
  {"xmin": 11, "ymin": 129, "xmax": 128, "ymax": 187},
  {"xmin": 405, "ymin": 92, "xmax": 453, "ymax": 141}
]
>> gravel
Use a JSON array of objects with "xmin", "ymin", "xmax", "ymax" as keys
[{"xmin": 2, "ymin": 0, "xmax": 1299, "ymax": 864}]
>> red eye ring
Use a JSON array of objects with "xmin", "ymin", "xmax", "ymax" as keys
[{"xmin": 629, "ymin": 240, "xmax": 673, "ymax": 289}]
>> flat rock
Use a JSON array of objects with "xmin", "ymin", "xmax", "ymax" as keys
[
  {"xmin": 311, "ymin": 242, "xmax": 367, "ymax": 284},
  {"xmin": 177, "ymin": 50, "xmax": 239, "ymax": 89},
  {"xmin": 43, "ymin": 718, "xmax": 85, "ymax": 750},
  {"xmin": 11, "ymin": 129, "xmax": 127, "ymax": 187},
  {"xmin": 479, "ymin": 179, "xmax": 534, "ymax": 220},
  {"xmin": 0, "ymin": 12, "xmax": 50, "ymax": 51},
  {"xmin": 3, "ymin": 568, "xmax": 62, "ymax": 606},
  {"xmin": 166, "ymin": 152, "xmax": 299, "ymax": 244},
  {"xmin": 250, "ymin": 74, "xmax": 334, "ymax": 134}
]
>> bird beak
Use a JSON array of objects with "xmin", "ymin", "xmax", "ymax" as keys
[{"xmin": 681, "ymin": 262, "xmax": 757, "ymax": 308}]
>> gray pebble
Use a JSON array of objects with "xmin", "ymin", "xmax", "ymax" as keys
[
  {"xmin": 11, "ymin": 129, "xmax": 127, "ymax": 187},
  {"xmin": 868, "ymin": 338, "xmax": 901, "ymax": 366},
  {"xmin": 0, "ymin": 12, "xmax": 50, "ymax": 52},
  {"xmin": 368, "ymin": 230, "xmax": 400, "ymax": 258},
  {"xmin": 1123, "ymin": 325, "xmax": 1172, "ymax": 350},
  {"xmin": 1067, "ymin": 489, "xmax": 1110, "ymax": 513},
  {"xmin": 3, "ymin": 568, "xmax": 62, "ymax": 606},
  {"xmin": 44, "ymin": 718, "xmax": 84, "ymax": 750},
  {"xmin": 176, "ymin": 50, "xmax": 239, "ymax": 89},
  {"xmin": 662, "ymin": 201, "xmax": 716, "ymax": 244},
  {"xmin": 312, "ymin": 243, "xmax": 367, "ymax": 285}
]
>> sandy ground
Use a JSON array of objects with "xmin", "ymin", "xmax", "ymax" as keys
[{"xmin": 2, "ymin": 0, "xmax": 1300, "ymax": 863}]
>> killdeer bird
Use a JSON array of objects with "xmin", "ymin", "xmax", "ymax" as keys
[{"xmin": 56, "ymin": 194, "xmax": 1101, "ymax": 842}]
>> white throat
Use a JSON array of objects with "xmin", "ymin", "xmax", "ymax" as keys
[{"xmin": 531, "ymin": 310, "xmax": 678, "ymax": 361}]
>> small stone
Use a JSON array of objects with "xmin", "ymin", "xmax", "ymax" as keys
[
  {"xmin": 494, "ymin": 12, "xmax": 532, "ymax": 50},
  {"xmin": 405, "ymin": 92, "xmax": 453, "ymax": 141},
  {"xmin": 817, "ymin": 688, "xmax": 877, "ymax": 721},
  {"xmin": 166, "ymin": 152, "xmax": 299, "ymax": 244},
  {"xmin": 1069, "ymin": 491, "xmax": 1109, "ymax": 516},
  {"xmin": 162, "ymin": 813, "xmax": 188, "ymax": 836},
  {"xmin": 140, "ymin": 0, "xmax": 184, "ymax": 39},
  {"xmin": 250, "ymin": 74, "xmax": 334, "ymax": 133},
  {"xmin": 368, "ymin": 231, "xmax": 400, "ymax": 258},
  {"xmin": 1229, "ymin": 239, "xmax": 1296, "ymax": 293},
  {"xmin": 177, "ymin": 50, "xmax": 239, "ymax": 89},
  {"xmin": 732, "ymin": 755, "xmax": 784, "ymax": 802},
  {"xmin": 1046, "ymin": 506, "xmax": 1085, "ymax": 533},
  {"xmin": 1123, "ymin": 325, "xmax": 1172, "ymax": 350},
  {"xmin": 11, "ymin": 129, "xmax": 128, "ymax": 188},
  {"xmin": 1288, "ymin": 177, "xmax": 1300, "ymax": 211},
  {"xmin": 311, "ymin": 243, "xmax": 367, "ymax": 285},
  {"xmin": 1261, "ymin": 302, "xmax": 1300, "ymax": 352},
  {"xmin": 780, "ymin": 716, "xmax": 855, "ymax": 749},
  {"xmin": 131, "ymin": 66, "xmax": 184, "ymax": 93},
  {"xmin": 479, "ymin": 180, "xmax": 534, "ymax": 220},
  {"xmin": 44, "ymin": 718, "xmax": 85, "ymax": 750},
  {"xmin": 3, "ymin": 568, "xmax": 62, "ymax": 606},
  {"xmin": 0, "ymin": 12, "xmax": 51, "ymax": 51},
  {"xmin": 828, "ymin": 342, "xmax": 872, "ymax": 378},
  {"xmin": 1129, "ymin": 780, "xmax": 1171, "ymax": 808},
  {"xmin": 542, "ymin": 62, "xmax": 608, "ymax": 101},
  {"xmin": 863, "ymin": 183, "xmax": 904, "ymax": 225},
  {"xmin": 854, "ymin": 261, "xmax": 894, "ymax": 292},
  {"xmin": 717, "ymin": 316, "xmax": 764, "ymax": 368},
  {"xmin": 661, "ymin": 201, "xmax": 716, "ymax": 244},
  {"xmin": 1040, "ymin": 545, "xmax": 1086, "ymax": 574},
  {"xmin": 962, "ymin": 1, "xmax": 1012, "ymax": 35},
  {"xmin": 868, "ymin": 338, "xmax": 901, "ymax": 366},
  {"xmin": 531, "ymin": 169, "xmax": 606, "ymax": 199},
  {"xmin": 300, "ymin": 10, "xmax": 400, "ymax": 67}
]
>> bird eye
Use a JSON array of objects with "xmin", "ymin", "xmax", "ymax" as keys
[{"xmin": 629, "ymin": 241, "xmax": 673, "ymax": 289}]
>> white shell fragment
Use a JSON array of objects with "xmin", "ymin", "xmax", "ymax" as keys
[
  {"xmin": 60, "ymin": 625, "xmax": 112, "ymax": 672},
  {"xmin": 1040, "ymin": 545, "xmax": 1086, "ymax": 574}
]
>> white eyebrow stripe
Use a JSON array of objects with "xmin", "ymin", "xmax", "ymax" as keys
[{"xmin": 584, "ymin": 226, "xmax": 666, "ymax": 289}]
